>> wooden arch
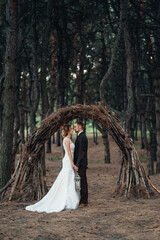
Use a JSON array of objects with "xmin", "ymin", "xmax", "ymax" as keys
[{"xmin": 1, "ymin": 103, "xmax": 157, "ymax": 201}]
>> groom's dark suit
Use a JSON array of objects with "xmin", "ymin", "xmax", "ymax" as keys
[{"xmin": 74, "ymin": 131, "xmax": 88, "ymax": 204}]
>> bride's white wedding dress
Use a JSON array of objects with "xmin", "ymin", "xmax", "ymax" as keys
[{"xmin": 25, "ymin": 137, "xmax": 80, "ymax": 213}]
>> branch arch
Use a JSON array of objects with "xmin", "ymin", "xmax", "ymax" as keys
[{"xmin": 1, "ymin": 103, "xmax": 157, "ymax": 201}]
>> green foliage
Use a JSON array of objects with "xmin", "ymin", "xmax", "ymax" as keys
[{"xmin": 135, "ymin": 130, "xmax": 150, "ymax": 139}]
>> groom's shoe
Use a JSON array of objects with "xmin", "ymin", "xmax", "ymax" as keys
[{"xmin": 79, "ymin": 203, "xmax": 88, "ymax": 207}]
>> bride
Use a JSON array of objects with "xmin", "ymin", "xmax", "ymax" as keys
[{"xmin": 25, "ymin": 124, "xmax": 80, "ymax": 213}]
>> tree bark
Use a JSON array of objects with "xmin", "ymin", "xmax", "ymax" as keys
[
  {"xmin": 29, "ymin": 1, "xmax": 40, "ymax": 133},
  {"xmin": 99, "ymin": 7, "xmax": 122, "ymax": 117},
  {"xmin": 92, "ymin": 121, "xmax": 98, "ymax": 145},
  {"xmin": 154, "ymin": 76, "xmax": 160, "ymax": 173},
  {"xmin": 140, "ymin": 117, "xmax": 145, "ymax": 149},
  {"xmin": 56, "ymin": 130, "xmax": 61, "ymax": 147},
  {"xmin": 96, "ymin": 124, "xmax": 110, "ymax": 163},
  {"xmin": 46, "ymin": 137, "xmax": 51, "ymax": 153},
  {"xmin": 99, "ymin": 21, "xmax": 111, "ymax": 162},
  {"xmin": 123, "ymin": 0, "xmax": 134, "ymax": 129},
  {"xmin": 40, "ymin": 0, "xmax": 53, "ymax": 119},
  {"xmin": 153, "ymin": 23, "xmax": 160, "ymax": 173},
  {"xmin": 0, "ymin": 0, "xmax": 16, "ymax": 188},
  {"xmin": 0, "ymin": 75, "xmax": 4, "ymax": 135},
  {"xmin": 12, "ymin": 0, "xmax": 25, "ymax": 168},
  {"xmin": 19, "ymin": 76, "xmax": 26, "ymax": 144}
]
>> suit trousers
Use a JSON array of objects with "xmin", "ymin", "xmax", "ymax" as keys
[{"xmin": 78, "ymin": 166, "xmax": 88, "ymax": 204}]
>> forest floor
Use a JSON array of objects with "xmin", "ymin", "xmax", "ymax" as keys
[{"xmin": 1, "ymin": 134, "xmax": 160, "ymax": 240}]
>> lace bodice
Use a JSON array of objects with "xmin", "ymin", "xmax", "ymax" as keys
[{"xmin": 63, "ymin": 137, "xmax": 75, "ymax": 155}]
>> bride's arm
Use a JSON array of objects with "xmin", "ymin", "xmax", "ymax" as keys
[{"xmin": 65, "ymin": 139, "xmax": 75, "ymax": 168}]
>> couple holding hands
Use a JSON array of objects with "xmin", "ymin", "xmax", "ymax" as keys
[{"xmin": 26, "ymin": 121, "xmax": 88, "ymax": 213}]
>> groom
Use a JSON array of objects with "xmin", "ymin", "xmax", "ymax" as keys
[{"xmin": 74, "ymin": 120, "xmax": 88, "ymax": 207}]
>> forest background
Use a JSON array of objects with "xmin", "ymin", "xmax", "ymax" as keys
[{"xmin": 0, "ymin": 0, "xmax": 160, "ymax": 190}]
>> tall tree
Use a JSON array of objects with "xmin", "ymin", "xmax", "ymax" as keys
[{"xmin": 0, "ymin": 0, "xmax": 16, "ymax": 188}]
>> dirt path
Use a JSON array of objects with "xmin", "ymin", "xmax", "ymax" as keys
[{"xmin": 0, "ymin": 136, "xmax": 160, "ymax": 240}]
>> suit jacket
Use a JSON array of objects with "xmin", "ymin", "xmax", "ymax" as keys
[{"xmin": 74, "ymin": 131, "xmax": 88, "ymax": 167}]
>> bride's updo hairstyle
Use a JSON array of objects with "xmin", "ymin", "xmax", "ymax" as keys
[{"xmin": 61, "ymin": 124, "xmax": 72, "ymax": 138}]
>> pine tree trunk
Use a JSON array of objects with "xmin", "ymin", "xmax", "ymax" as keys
[
  {"xmin": 93, "ymin": 121, "xmax": 98, "ymax": 145},
  {"xmin": 103, "ymin": 133, "xmax": 111, "ymax": 164},
  {"xmin": 29, "ymin": 1, "xmax": 40, "ymax": 133},
  {"xmin": 155, "ymin": 77, "xmax": 160, "ymax": 173},
  {"xmin": 134, "ymin": 116, "xmax": 138, "ymax": 141},
  {"xmin": 39, "ymin": 0, "xmax": 53, "ymax": 166},
  {"xmin": 12, "ymin": 106, "xmax": 20, "ymax": 172},
  {"xmin": 96, "ymin": 127, "xmax": 98, "ymax": 145},
  {"xmin": 147, "ymin": 95, "xmax": 156, "ymax": 175},
  {"xmin": 150, "ymin": 108, "xmax": 157, "ymax": 164},
  {"xmin": 40, "ymin": 0, "xmax": 53, "ymax": 118},
  {"xmin": 0, "ymin": 0, "xmax": 16, "ymax": 188},
  {"xmin": 46, "ymin": 137, "xmax": 51, "ymax": 153},
  {"xmin": 96, "ymin": 124, "xmax": 110, "ymax": 163},
  {"xmin": 140, "ymin": 115, "xmax": 145, "ymax": 149},
  {"xmin": 154, "ymin": 26, "xmax": 160, "ymax": 173},
  {"xmin": 0, "ymin": 76, "xmax": 3, "ymax": 134},
  {"xmin": 56, "ymin": 130, "xmax": 61, "ymax": 147},
  {"xmin": 128, "ymin": 117, "xmax": 135, "ymax": 141},
  {"xmin": 19, "ymin": 76, "xmax": 26, "ymax": 144},
  {"xmin": 25, "ymin": 112, "xmax": 29, "ymax": 140},
  {"xmin": 0, "ymin": 103, "xmax": 3, "ymax": 134},
  {"xmin": 52, "ymin": 134, "xmax": 55, "ymax": 144},
  {"xmin": 123, "ymin": 0, "xmax": 134, "ymax": 127},
  {"xmin": 141, "ymin": 111, "xmax": 154, "ymax": 175},
  {"xmin": 50, "ymin": 31, "xmax": 56, "ymax": 113},
  {"xmin": 92, "ymin": 122, "xmax": 98, "ymax": 144}
]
